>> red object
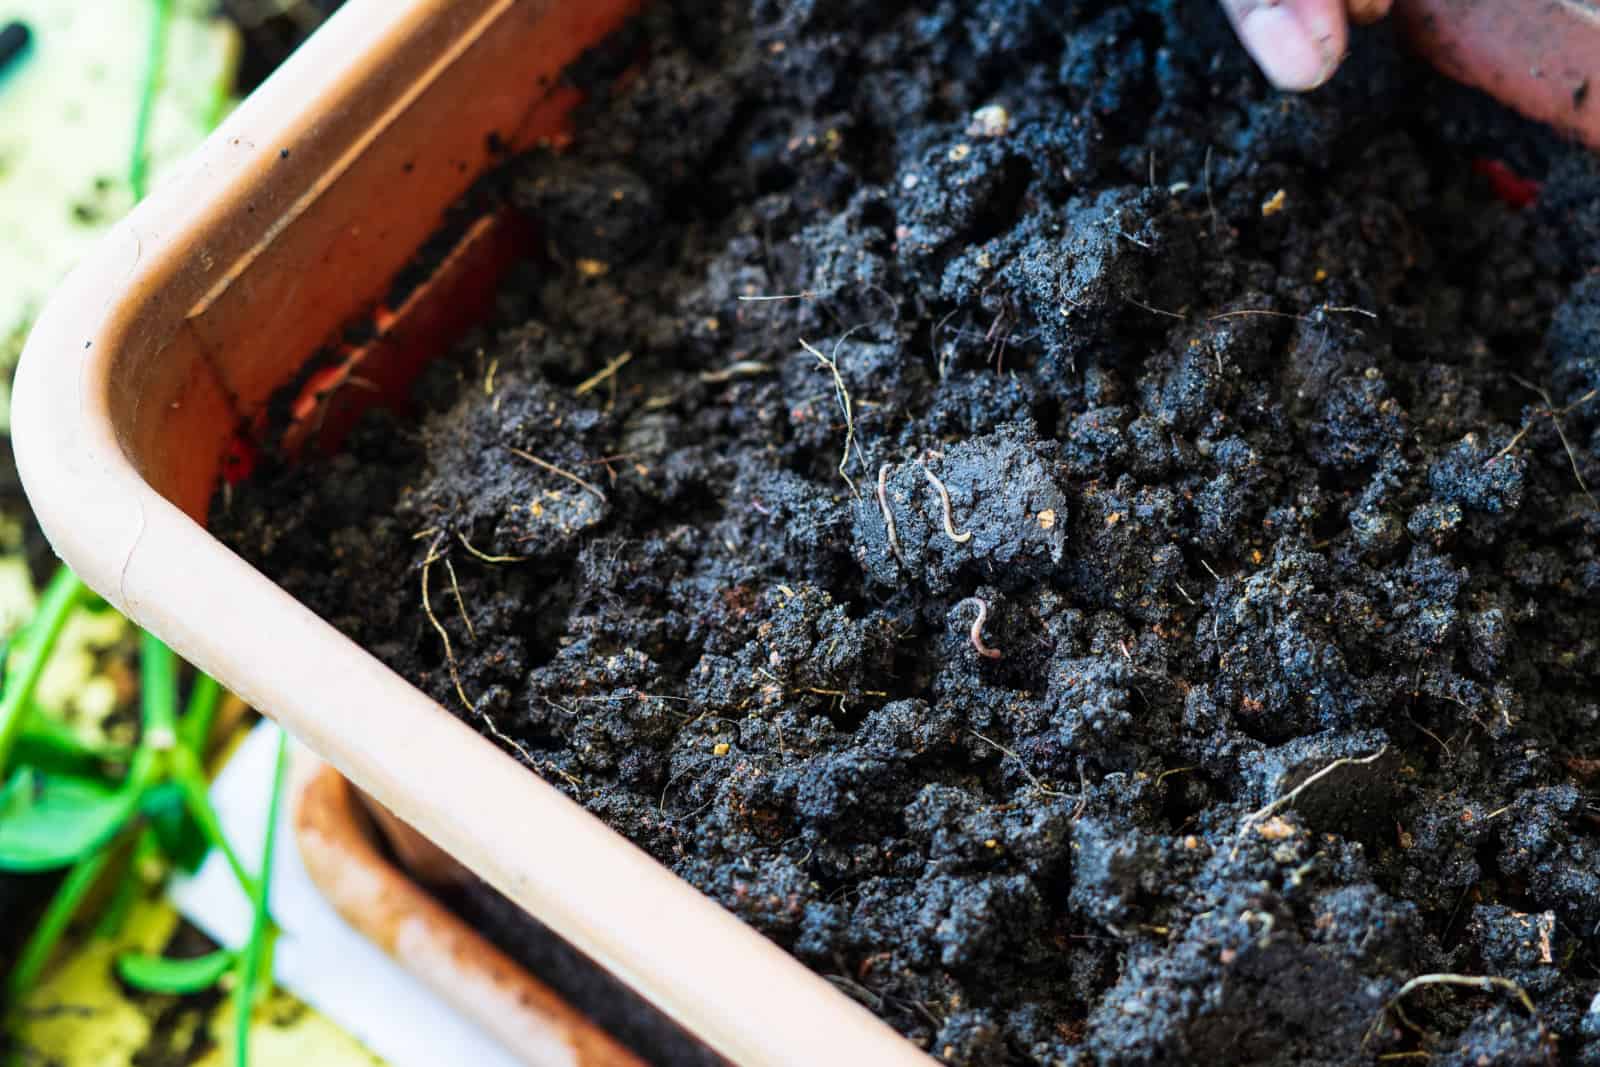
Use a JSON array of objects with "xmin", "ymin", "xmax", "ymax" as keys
[
  {"xmin": 280, "ymin": 206, "xmax": 535, "ymax": 458},
  {"xmin": 1472, "ymin": 158, "xmax": 1541, "ymax": 209},
  {"xmin": 220, "ymin": 432, "xmax": 258, "ymax": 485},
  {"xmin": 1397, "ymin": 0, "xmax": 1600, "ymax": 153}
]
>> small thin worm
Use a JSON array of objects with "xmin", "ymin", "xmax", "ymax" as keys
[
  {"xmin": 877, "ymin": 464, "xmax": 901, "ymax": 558},
  {"xmin": 955, "ymin": 596, "xmax": 1002, "ymax": 659},
  {"xmin": 920, "ymin": 462, "xmax": 972, "ymax": 543}
]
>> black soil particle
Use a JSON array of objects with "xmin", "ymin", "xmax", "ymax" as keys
[{"xmin": 215, "ymin": 2, "xmax": 1600, "ymax": 1064}]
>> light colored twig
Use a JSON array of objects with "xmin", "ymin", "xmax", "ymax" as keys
[
  {"xmin": 422, "ymin": 539, "xmax": 549, "ymax": 777},
  {"xmin": 457, "ymin": 532, "xmax": 529, "ymax": 564},
  {"xmin": 1232, "ymin": 746, "xmax": 1388, "ymax": 857},
  {"xmin": 1366, "ymin": 973, "xmax": 1538, "ymax": 1048},
  {"xmin": 738, "ymin": 291, "xmax": 814, "ymax": 302},
  {"xmin": 573, "ymin": 351, "xmax": 633, "ymax": 396},
  {"xmin": 443, "ymin": 556, "xmax": 475, "ymax": 642},
  {"xmin": 420, "ymin": 541, "xmax": 472, "ymax": 712},
  {"xmin": 507, "ymin": 447, "xmax": 607, "ymax": 503},
  {"xmin": 699, "ymin": 361, "xmax": 774, "ymax": 384},
  {"xmin": 1504, "ymin": 378, "xmax": 1599, "ymax": 509},
  {"xmin": 969, "ymin": 730, "xmax": 1065, "ymax": 798},
  {"xmin": 1125, "ymin": 295, "xmax": 1187, "ymax": 320},
  {"xmin": 801, "ymin": 336, "xmax": 861, "ymax": 497}
]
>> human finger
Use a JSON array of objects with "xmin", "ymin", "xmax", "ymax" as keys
[{"xmin": 1220, "ymin": 0, "xmax": 1350, "ymax": 91}]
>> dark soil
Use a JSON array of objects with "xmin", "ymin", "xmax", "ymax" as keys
[
  {"xmin": 0, "ymin": 870, "xmax": 51, "ymax": 978},
  {"xmin": 222, "ymin": 0, "xmax": 348, "ymax": 92},
  {"xmin": 121, "ymin": 923, "xmax": 228, "ymax": 1067},
  {"xmin": 215, "ymin": 2, "xmax": 1600, "ymax": 1063}
]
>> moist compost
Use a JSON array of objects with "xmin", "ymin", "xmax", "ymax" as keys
[{"xmin": 215, "ymin": 2, "xmax": 1600, "ymax": 1063}]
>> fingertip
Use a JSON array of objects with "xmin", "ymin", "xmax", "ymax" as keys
[
  {"xmin": 1284, "ymin": 0, "xmax": 1349, "ymax": 70},
  {"xmin": 1235, "ymin": 4, "xmax": 1342, "ymax": 91}
]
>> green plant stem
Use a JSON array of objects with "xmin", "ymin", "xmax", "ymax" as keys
[
  {"xmin": 139, "ymin": 631, "xmax": 179, "ymax": 743},
  {"xmin": 170, "ymin": 745, "xmax": 256, "ymax": 897},
  {"xmin": 95, "ymin": 828, "xmax": 158, "ymax": 939},
  {"xmin": 129, "ymin": 0, "xmax": 175, "ymax": 201},
  {"xmin": 179, "ymin": 672, "xmax": 222, "ymax": 757},
  {"xmin": 143, "ymin": 636, "xmax": 254, "ymax": 892},
  {"xmin": 0, "ymin": 568, "xmax": 85, "ymax": 775},
  {"xmin": 235, "ymin": 731, "xmax": 288, "ymax": 1067},
  {"xmin": 6, "ymin": 841, "xmax": 114, "ymax": 998}
]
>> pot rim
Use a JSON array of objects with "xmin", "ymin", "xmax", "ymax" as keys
[{"xmin": 293, "ymin": 759, "xmax": 647, "ymax": 1067}]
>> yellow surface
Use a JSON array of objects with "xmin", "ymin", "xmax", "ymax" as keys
[
  {"xmin": 3, "ymin": 689, "xmax": 386, "ymax": 1067},
  {"xmin": 11, "ymin": 896, "xmax": 381, "ymax": 1067}
]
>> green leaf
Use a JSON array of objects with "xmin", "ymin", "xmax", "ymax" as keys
[
  {"xmin": 0, "ymin": 567, "xmax": 85, "ymax": 775},
  {"xmin": 116, "ymin": 948, "xmax": 235, "ymax": 995},
  {"xmin": 171, "ymin": 745, "xmax": 256, "ymax": 895},
  {"xmin": 141, "ymin": 780, "xmax": 207, "ymax": 872},
  {"xmin": 16, "ymin": 708, "xmax": 131, "ymax": 777},
  {"xmin": 94, "ymin": 833, "xmax": 152, "ymax": 940},
  {"xmin": 179, "ymin": 672, "xmax": 222, "ymax": 757},
  {"xmin": 0, "ymin": 767, "xmax": 139, "ymax": 871},
  {"xmin": 236, "ymin": 731, "xmax": 289, "ymax": 1067}
]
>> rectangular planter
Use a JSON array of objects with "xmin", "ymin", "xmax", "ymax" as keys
[
  {"xmin": 11, "ymin": 1, "xmax": 925, "ymax": 1063},
  {"xmin": 292, "ymin": 760, "xmax": 644, "ymax": 1067}
]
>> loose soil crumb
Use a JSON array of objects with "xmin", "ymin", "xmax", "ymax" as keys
[{"xmin": 216, "ymin": 3, "xmax": 1600, "ymax": 1064}]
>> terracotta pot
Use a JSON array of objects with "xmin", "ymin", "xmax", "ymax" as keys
[
  {"xmin": 349, "ymin": 785, "xmax": 472, "ymax": 891},
  {"xmin": 14, "ymin": 1, "xmax": 1589, "ymax": 1064},
  {"xmin": 294, "ymin": 762, "xmax": 644, "ymax": 1067},
  {"xmin": 10, "ymin": 1, "xmax": 921, "ymax": 1063},
  {"xmin": 1397, "ymin": 0, "xmax": 1600, "ymax": 150}
]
